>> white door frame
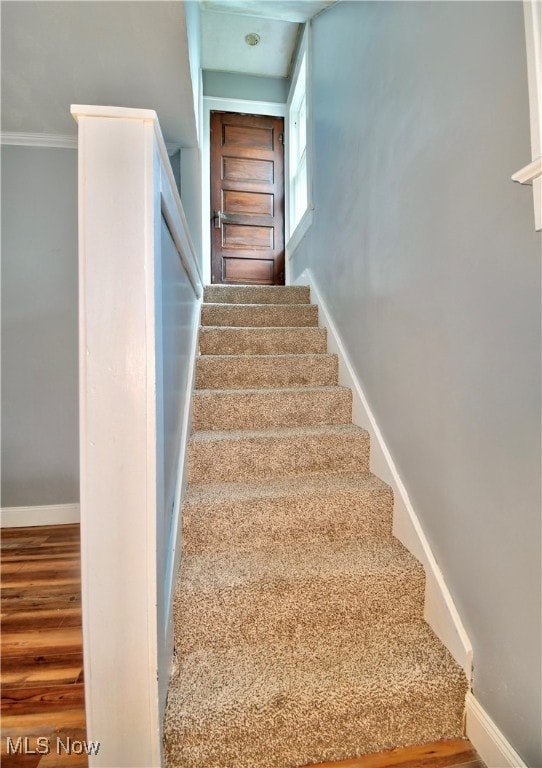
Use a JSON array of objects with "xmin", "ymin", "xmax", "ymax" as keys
[{"xmin": 201, "ymin": 96, "xmax": 287, "ymax": 287}]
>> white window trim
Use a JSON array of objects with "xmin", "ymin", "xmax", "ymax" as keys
[
  {"xmin": 286, "ymin": 205, "xmax": 313, "ymax": 258},
  {"xmin": 286, "ymin": 23, "xmax": 313, "ymax": 259}
]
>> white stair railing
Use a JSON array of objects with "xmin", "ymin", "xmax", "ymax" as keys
[
  {"xmin": 72, "ymin": 105, "xmax": 202, "ymax": 767},
  {"xmin": 512, "ymin": 1, "xmax": 542, "ymax": 230}
]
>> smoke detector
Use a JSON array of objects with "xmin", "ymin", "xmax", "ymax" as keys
[{"xmin": 245, "ymin": 33, "xmax": 260, "ymax": 46}]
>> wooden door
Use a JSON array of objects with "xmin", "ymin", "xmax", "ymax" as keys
[{"xmin": 210, "ymin": 111, "xmax": 285, "ymax": 285}]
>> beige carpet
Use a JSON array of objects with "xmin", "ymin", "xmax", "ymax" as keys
[{"xmin": 164, "ymin": 285, "xmax": 467, "ymax": 768}]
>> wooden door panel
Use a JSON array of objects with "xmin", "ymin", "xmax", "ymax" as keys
[
  {"xmin": 223, "ymin": 157, "xmax": 275, "ymax": 184},
  {"xmin": 223, "ymin": 191, "xmax": 274, "ymax": 216},
  {"xmin": 211, "ymin": 111, "xmax": 284, "ymax": 285},
  {"xmin": 223, "ymin": 223, "xmax": 274, "ymax": 249},
  {"xmin": 223, "ymin": 124, "xmax": 274, "ymax": 150},
  {"xmin": 223, "ymin": 258, "xmax": 274, "ymax": 284}
]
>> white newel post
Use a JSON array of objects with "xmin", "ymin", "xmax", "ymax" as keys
[{"xmin": 72, "ymin": 106, "xmax": 162, "ymax": 767}]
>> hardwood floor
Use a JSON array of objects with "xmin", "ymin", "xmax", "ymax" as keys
[
  {"xmin": 310, "ymin": 739, "xmax": 486, "ymax": 768},
  {"xmin": 1, "ymin": 525, "xmax": 87, "ymax": 767},
  {"xmin": 1, "ymin": 525, "xmax": 484, "ymax": 768}
]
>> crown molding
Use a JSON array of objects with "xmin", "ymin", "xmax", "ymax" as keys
[
  {"xmin": 0, "ymin": 132, "xmax": 78, "ymax": 149},
  {"xmin": 0, "ymin": 132, "xmax": 77, "ymax": 149},
  {"xmin": 0, "ymin": 130, "xmax": 181, "ymax": 155}
]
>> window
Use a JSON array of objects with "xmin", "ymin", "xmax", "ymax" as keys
[
  {"xmin": 287, "ymin": 26, "xmax": 312, "ymax": 249},
  {"xmin": 289, "ymin": 54, "xmax": 308, "ymax": 231}
]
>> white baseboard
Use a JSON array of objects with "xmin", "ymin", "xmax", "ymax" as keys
[
  {"xmin": 1, "ymin": 503, "xmax": 80, "ymax": 527},
  {"xmin": 466, "ymin": 693, "xmax": 528, "ymax": 768},
  {"xmin": 295, "ymin": 268, "xmax": 473, "ymax": 679}
]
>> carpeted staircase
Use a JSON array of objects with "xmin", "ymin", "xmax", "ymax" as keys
[{"xmin": 164, "ymin": 284, "xmax": 468, "ymax": 768}]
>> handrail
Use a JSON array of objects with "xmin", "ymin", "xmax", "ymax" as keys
[
  {"xmin": 512, "ymin": 156, "xmax": 542, "ymax": 185},
  {"xmin": 512, "ymin": 2, "xmax": 542, "ymax": 230}
]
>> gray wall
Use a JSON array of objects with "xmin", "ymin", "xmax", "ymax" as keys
[
  {"xmin": 290, "ymin": 2, "xmax": 541, "ymax": 764},
  {"xmin": 1, "ymin": 145, "xmax": 79, "ymax": 507},
  {"xmin": 0, "ymin": 143, "xmax": 202, "ymax": 511},
  {"xmin": 203, "ymin": 70, "xmax": 289, "ymax": 103}
]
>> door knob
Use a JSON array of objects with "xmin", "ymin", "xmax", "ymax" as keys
[{"xmin": 213, "ymin": 210, "xmax": 233, "ymax": 229}]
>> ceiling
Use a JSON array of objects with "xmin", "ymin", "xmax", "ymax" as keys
[
  {"xmin": 201, "ymin": 11, "xmax": 299, "ymax": 79},
  {"xmin": 200, "ymin": 1, "xmax": 337, "ymax": 23},
  {"xmin": 200, "ymin": 0, "xmax": 336, "ymax": 78}
]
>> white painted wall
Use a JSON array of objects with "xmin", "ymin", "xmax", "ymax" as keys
[
  {"xmin": 289, "ymin": 3, "xmax": 541, "ymax": 765},
  {"xmin": 1, "ymin": 146, "xmax": 79, "ymax": 508}
]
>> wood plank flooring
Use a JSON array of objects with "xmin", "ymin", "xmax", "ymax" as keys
[
  {"xmin": 1, "ymin": 524, "xmax": 87, "ymax": 767},
  {"xmin": 1, "ymin": 525, "xmax": 484, "ymax": 768},
  {"xmin": 310, "ymin": 739, "xmax": 486, "ymax": 768}
]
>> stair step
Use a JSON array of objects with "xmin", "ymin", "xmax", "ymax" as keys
[
  {"xmin": 183, "ymin": 474, "xmax": 393, "ymax": 554},
  {"xmin": 164, "ymin": 621, "xmax": 467, "ymax": 768},
  {"xmin": 201, "ymin": 302, "xmax": 318, "ymax": 328},
  {"xmin": 196, "ymin": 354, "xmax": 338, "ymax": 389},
  {"xmin": 204, "ymin": 285, "xmax": 310, "ymax": 305},
  {"xmin": 188, "ymin": 424, "xmax": 370, "ymax": 484},
  {"xmin": 199, "ymin": 326, "xmax": 328, "ymax": 355},
  {"xmin": 192, "ymin": 386, "xmax": 352, "ymax": 431},
  {"xmin": 174, "ymin": 539, "xmax": 425, "ymax": 653},
  {"xmin": 166, "ymin": 289, "xmax": 469, "ymax": 768}
]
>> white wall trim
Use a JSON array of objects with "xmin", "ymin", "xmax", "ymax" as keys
[
  {"xmin": 201, "ymin": 95, "xmax": 287, "ymax": 286},
  {"xmin": 1, "ymin": 132, "xmax": 77, "ymax": 149},
  {"xmin": 466, "ymin": 693, "xmax": 528, "ymax": 768},
  {"xmin": 295, "ymin": 268, "xmax": 473, "ymax": 679},
  {"xmin": 1, "ymin": 503, "xmax": 80, "ymax": 527}
]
